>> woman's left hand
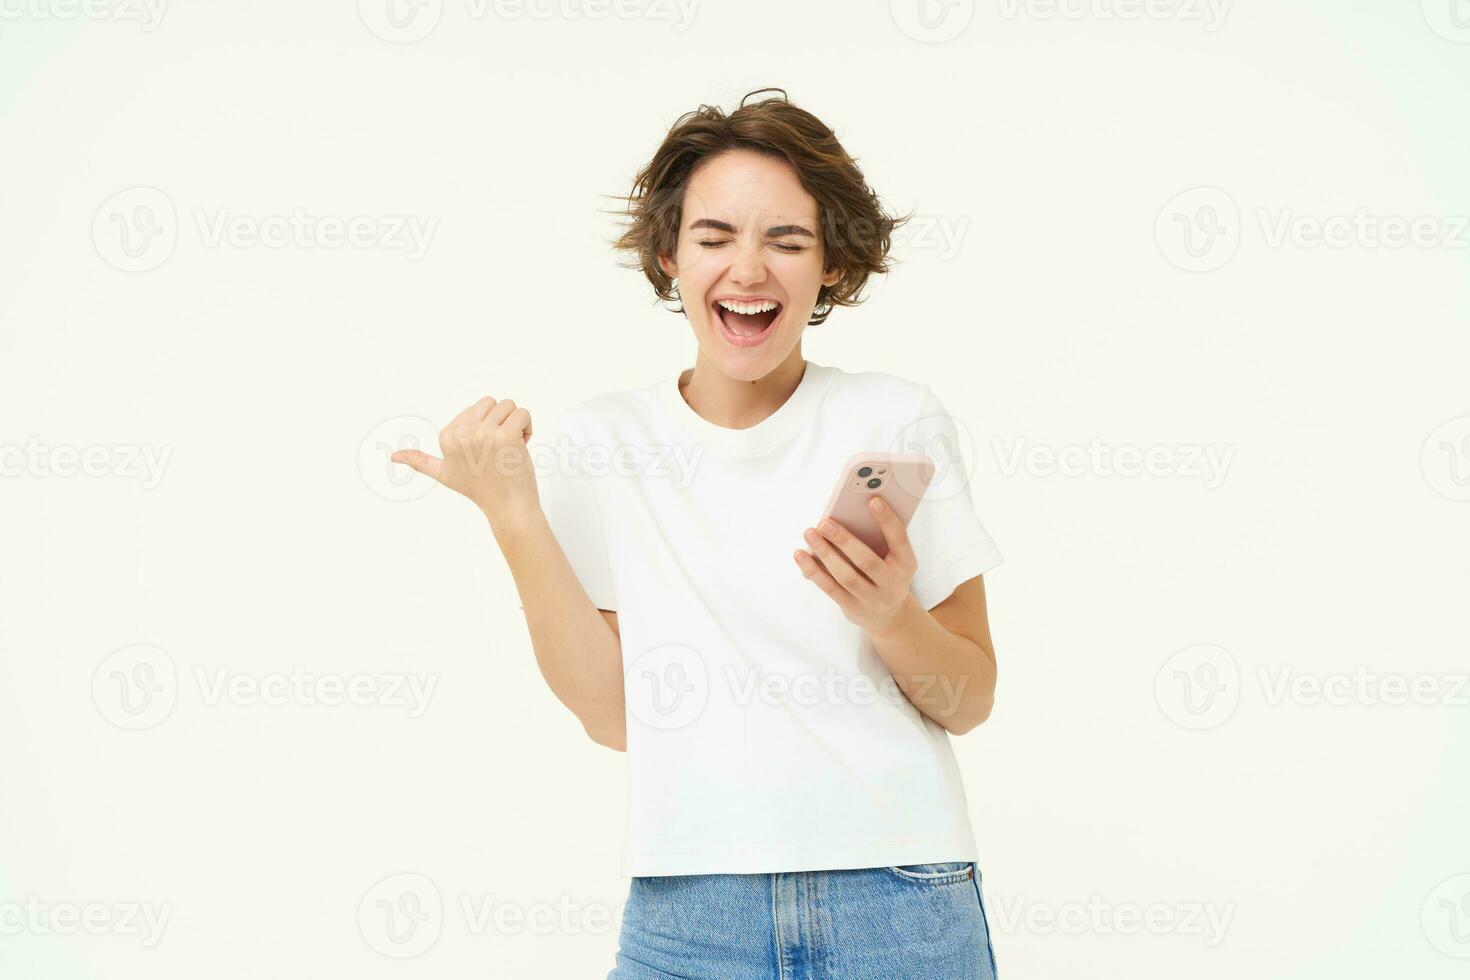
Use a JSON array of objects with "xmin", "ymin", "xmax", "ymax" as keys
[{"xmin": 794, "ymin": 496, "xmax": 918, "ymax": 633}]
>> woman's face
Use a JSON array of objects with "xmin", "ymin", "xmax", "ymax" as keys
[{"xmin": 659, "ymin": 149, "xmax": 842, "ymax": 382}]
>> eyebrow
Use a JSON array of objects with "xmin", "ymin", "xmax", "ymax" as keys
[{"xmin": 688, "ymin": 218, "xmax": 815, "ymax": 239}]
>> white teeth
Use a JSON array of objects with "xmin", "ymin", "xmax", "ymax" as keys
[{"xmin": 717, "ymin": 299, "xmax": 779, "ymax": 316}]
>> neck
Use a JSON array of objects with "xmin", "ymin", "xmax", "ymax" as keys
[{"xmin": 679, "ymin": 348, "xmax": 807, "ymax": 430}]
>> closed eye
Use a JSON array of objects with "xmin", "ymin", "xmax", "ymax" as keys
[{"xmin": 696, "ymin": 240, "xmax": 806, "ymax": 252}]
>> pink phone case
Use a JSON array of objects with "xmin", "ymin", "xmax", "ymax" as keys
[{"xmin": 818, "ymin": 452, "xmax": 936, "ymax": 558}]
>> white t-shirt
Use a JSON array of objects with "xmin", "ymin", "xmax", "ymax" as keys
[{"xmin": 532, "ymin": 359, "xmax": 1003, "ymax": 876}]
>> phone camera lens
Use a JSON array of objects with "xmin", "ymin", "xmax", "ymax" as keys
[
  {"xmin": 857, "ymin": 466, "xmax": 873, "ymax": 478},
  {"xmin": 866, "ymin": 477, "xmax": 882, "ymax": 489}
]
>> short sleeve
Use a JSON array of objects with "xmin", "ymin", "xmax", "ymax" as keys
[
  {"xmin": 520, "ymin": 418, "xmax": 618, "ymax": 612},
  {"xmin": 899, "ymin": 386, "xmax": 1004, "ymax": 610}
]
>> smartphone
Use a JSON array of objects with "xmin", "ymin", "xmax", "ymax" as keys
[{"xmin": 817, "ymin": 452, "xmax": 936, "ymax": 558}]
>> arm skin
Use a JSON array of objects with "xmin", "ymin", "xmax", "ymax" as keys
[
  {"xmin": 493, "ymin": 513, "xmax": 628, "ymax": 751},
  {"xmin": 795, "ymin": 496, "xmax": 998, "ymax": 735},
  {"xmin": 866, "ymin": 578, "xmax": 996, "ymax": 735}
]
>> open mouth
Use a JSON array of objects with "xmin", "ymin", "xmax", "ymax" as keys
[{"xmin": 713, "ymin": 298, "xmax": 782, "ymax": 348}]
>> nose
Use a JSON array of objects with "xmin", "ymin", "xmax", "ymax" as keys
[{"xmin": 726, "ymin": 237, "xmax": 768, "ymax": 287}]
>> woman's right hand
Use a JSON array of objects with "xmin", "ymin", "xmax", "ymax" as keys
[{"xmin": 391, "ymin": 396, "xmax": 540, "ymax": 531}]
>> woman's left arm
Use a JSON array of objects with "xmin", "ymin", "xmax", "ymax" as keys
[{"xmin": 795, "ymin": 496, "xmax": 997, "ymax": 735}]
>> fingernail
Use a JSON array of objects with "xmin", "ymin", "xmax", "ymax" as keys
[
  {"xmin": 820, "ymin": 521, "xmax": 838, "ymax": 535},
  {"xmin": 869, "ymin": 497, "xmax": 883, "ymax": 511}
]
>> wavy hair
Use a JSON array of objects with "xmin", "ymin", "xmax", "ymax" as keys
[{"xmin": 610, "ymin": 88, "xmax": 907, "ymax": 326}]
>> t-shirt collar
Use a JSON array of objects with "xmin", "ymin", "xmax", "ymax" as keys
[{"xmin": 656, "ymin": 359, "xmax": 832, "ymax": 458}]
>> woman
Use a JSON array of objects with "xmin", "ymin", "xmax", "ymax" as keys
[{"xmin": 393, "ymin": 88, "xmax": 1003, "ymax": 979}]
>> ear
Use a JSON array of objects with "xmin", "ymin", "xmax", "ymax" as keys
[
  {"xmin": 657, "ymin": 251, "xmax": 678, "ymax": 280},
  {"xmin": 821, "ymin": 266, "xmax": 843, "ymax": 288}
]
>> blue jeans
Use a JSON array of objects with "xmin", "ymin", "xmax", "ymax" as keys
[{"xmin": 608, "ymin": 861, "xmax": 998, "ymax": 979}]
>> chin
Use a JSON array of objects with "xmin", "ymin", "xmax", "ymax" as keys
[{"xmin": 702, "ymin": 326, "xmax": 800, "ymax": 380}]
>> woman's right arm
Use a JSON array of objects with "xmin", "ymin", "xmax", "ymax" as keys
[
  {"xmin": 494, "ymin": 515, "xmax": 626, "ymax": 750},
  {"xmin": 391, "ymin": 395, "xmax": 627, "ymax": 751}
]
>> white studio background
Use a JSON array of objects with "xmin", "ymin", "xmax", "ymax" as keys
[{"xmin": 1, "ymin": 1, "xmax": 1467, "ymax": 977}]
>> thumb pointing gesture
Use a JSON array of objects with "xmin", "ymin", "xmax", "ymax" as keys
[
  {"xmin": 388, "ymin": 395, "xmax": 541, "ymax": 531},
  {"xmin": 389, "ymin": 448, "xmax": 443, "ymax": 482}
]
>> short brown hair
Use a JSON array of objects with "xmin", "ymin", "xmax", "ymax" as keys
[{"xmin": 611, "ymin": 88, "xmax": 907, "ymax": 326}]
